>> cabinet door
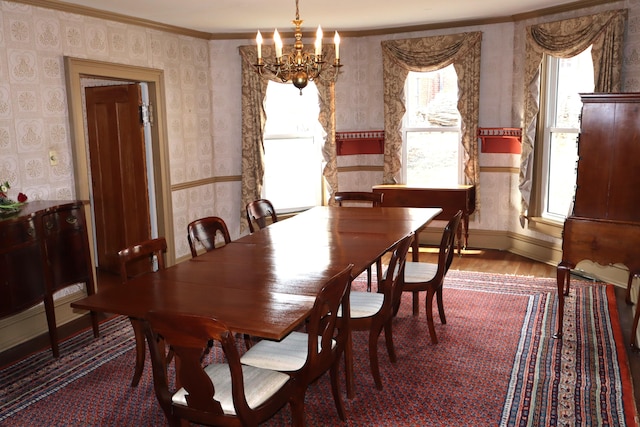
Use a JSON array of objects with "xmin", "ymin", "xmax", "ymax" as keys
[
  {"xmin": 42, "ymin": 205, "xmax": 92, "ymax": 292},
  {"xmin": 0, "ymin": 217, "xmax": 46, "ymax": 317}
]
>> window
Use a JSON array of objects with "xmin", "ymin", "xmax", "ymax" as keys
[
  {"xmin": 539, "ymin": 47, "xmax": 593, "ymax": 221},
  {"xmin": 262, "ymin": 81, "xmax": 324, "ymax": 213},
  {"xmin": 402, "ymin": 66, "xmax": 462, "ymax": 186}
]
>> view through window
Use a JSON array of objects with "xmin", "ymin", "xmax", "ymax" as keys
[
  {"xmin": 402, "ymin": 65, "xmax": 461, "ymax": 186},
  {"xmin": 540, "ymin": 46, "xmax": 593, "ymax": 220},
  {"xmin": 262, "ymin": 81, "xmax": 324, "ymax": 213}
]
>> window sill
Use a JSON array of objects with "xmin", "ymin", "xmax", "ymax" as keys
[{"xmin": 528, "ymin": 216, "xmax": 564, "ymax": 239}]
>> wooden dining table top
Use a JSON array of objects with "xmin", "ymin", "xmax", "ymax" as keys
[{"xmin": 71, "ymin": 206, "xmax": 441, "ymax": 341}]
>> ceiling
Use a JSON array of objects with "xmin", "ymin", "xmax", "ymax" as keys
[{"xmin": 52, "ymin": 0, "xmax": 580, "ymax": 35}]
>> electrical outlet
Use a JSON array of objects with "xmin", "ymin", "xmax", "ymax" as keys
[{"xmin": 49, "ymin": 150, "xmax": 58, "ymax": 166}]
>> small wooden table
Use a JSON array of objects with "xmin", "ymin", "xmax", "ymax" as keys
[
  {"xmin": 72, "ymin": 206, "xmax": 441, "ymax": 397},
  {"xmin": 373, "ymin": 184, "xmax": 475, "ymax": 254}
]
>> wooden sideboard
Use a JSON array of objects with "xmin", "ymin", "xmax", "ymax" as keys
[
  {"xmin": 0, "ymin": 200, "xmax": 99, "ymax": 357},
  {"xmin": 372, "ymin": 184, "xmax": 475, "ymax": 256}
]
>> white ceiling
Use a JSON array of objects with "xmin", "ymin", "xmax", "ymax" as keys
[{"xmin": 56, "ymin": 0, "xmax": 577, "ymax": 34}]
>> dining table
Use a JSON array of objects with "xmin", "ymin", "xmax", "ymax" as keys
[{"xmin": 71, "ymin": 205, "xmax": 442, "ymax": 397}]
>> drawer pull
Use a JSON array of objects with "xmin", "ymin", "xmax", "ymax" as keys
[
  {"xmin": 45, "ymin": 222, "xmax": 54, "ymax": 230},
  {"xmin": 27, "ymin": 227, "xmax": 36, "ymax": 237},
  {"xmin": 66, "ymin": 216, "xmax": 78, "ymax": 225}
]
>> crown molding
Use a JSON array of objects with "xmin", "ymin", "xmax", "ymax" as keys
[
  {"xmin": 11, "ymin": 0, "xmax": 623, "ymax": 41},
  {"xmin": 12, "ymin": 0, "xmax": 212, "ymax": 39}
]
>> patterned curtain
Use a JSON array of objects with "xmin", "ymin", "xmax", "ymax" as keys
[
  {"xmin": 381, "ymin": 32, "xmax": 482, "ymax": 210},
  {"xmin": 518, "ymin": 9, "xmax": 627, "ymax": 224},
  {"xmin": 238, "ymin": 44, "xmax": 339, "ymax": 233}
]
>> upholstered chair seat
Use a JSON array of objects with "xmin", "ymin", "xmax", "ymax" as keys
[{"xmin": 171, "ymin": 363, "xmax": 290, "ymax": 414}]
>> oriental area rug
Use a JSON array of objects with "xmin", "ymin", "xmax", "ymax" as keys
[{"xmin": 0, "ymin": 270, "xmax": 636, "ymax": 426}]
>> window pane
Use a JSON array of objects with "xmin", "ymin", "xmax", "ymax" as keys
[
  {"xmin": 405, "ymin": 67, "xmax": 459, "ymax": 128},
  {"xmin": 264, "ymin": 82, "xmax": 319, "ymax": 135},
  {"xmin": 263, "ymin": 137, "xmax": 321, "ymax": 211},
  {"xmin": 542, "ymin": 48, "xmax": 593, "ymax": 220},
  {"xmin": 403, "ymin": 65, "xmax": 461, "ymax": 186},
  {"xmin": 546, "ymin": 132, "xmax": 578, "ymax": 217},
  {"xmin": 406, "ymin": 131, "xmax": 459, "ymax": 186},
  {"xmin": 554, "ymin": 50, "xmax": 593, "ymax": 129},
  {"xmin": 262, "ymin": 81, "xmax": 323, "ymax": 212}
]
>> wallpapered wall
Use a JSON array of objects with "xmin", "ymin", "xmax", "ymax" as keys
[{"xmin": 1, "ymin": 0, "xmax": 639, "ymax": 264}]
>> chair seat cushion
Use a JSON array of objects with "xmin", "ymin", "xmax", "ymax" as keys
[
  {"xmin": 341, "ymin": 291, "xmax": 384, "ymax": 318},
  {"xmin": 240, "ymin": 331, "xmax": 335, "ymax": 372},
  {"xmin": 403, "ymin": 261, "xmax": 438, "ymax": 283},
  {"xmin": 172, "ymin": 363, "xmax": 289, "ymax": 414}
]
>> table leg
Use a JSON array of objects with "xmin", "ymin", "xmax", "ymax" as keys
[
  {"xmin": 462, "ymin": 212, "xmax": 470, "ymax": 252},
  {"xmin": 456, "ymin": 221, "xmax": 463, "ymax": 255},
  {"xmin": 345, "ymin": 328, "xmax": 355, "ymax": 398},
  {"xmin": 554, "ymin": 263, "xmax": 571, "ymax": 339}
]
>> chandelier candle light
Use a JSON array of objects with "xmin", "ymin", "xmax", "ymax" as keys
[{"xmin": 255, "ymin": 0, "xmax": 342, "ymax": 94}]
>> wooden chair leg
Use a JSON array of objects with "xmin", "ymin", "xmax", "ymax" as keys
[
  {"xmin": 290, "ymin": 394, "xmax": 306, "ymax": 427},
  {"xmin": 435, "ymin": 286, "xmax": 446, "ymax": 324},
  {"xmin": 366, "ymin": 266, "xmax": 372, "ymax": 292},
  {"xmin": 369, "ymin": 326, "xmax": 384, "ymax": 390},
  {"xmin": 383, "ymin": 320, "xmax": 397, "ymax": 363},
  {"xmin": 425, "ymin": 289, "xmax": 438, "ymax": 344},
  {"xmin": 129, "ymin": 317, "xmax": 146, "ymax": 387},
  {"xmin": 412, "ymin": 291, "xmax": 420, "ymax": 316},
  {"xmin": 329, "ymin": 361, "xmax": 346, "ymax": 421}
]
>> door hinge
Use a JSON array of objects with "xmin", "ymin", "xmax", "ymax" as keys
[{"xmin": 140, "ymin": 103, "xmax": 154, "ymax": 126}]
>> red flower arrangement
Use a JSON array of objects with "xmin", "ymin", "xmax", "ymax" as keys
[{"xmin": 0, "ymin": 181, "xmax": 28, "ymax": 211}]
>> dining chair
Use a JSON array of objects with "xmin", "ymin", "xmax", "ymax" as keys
[
  {"xmin": 144, "ymin": 310, "xmax": 295, "ymax": 427},
  {"xmin": 240, "ymin": 264, "xmax": 354, "ymax": 425},
  {"xmin": 400, "ymin": 210, "xmax": 463, "ymax": 344},
  {"xmin": 187, "ymin": 216, "xmax": 231, "ymax": 257},
  {"xmin": 342, "ymin": 232, "xmax": 413, "ymax": 391},
  {"xmin": 118, "ymin": 237, "xmax": 167, "ymax": 387},
  {"xmin": 246, "ymin": 199, "xmax": 278, "ymax": 233},
  {"xmin": 334, "ymin": 191, "xmax": 384, "ymax": 292}
]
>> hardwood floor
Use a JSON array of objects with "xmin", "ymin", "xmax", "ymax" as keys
[{"xmin": 1, "ymin": 249, "xmax": 638, "ymax": 410}]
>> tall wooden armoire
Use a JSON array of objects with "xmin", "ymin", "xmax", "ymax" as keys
[{"xmin": 556, "ymin": 93, "xmax": 640, "ymax": 346}]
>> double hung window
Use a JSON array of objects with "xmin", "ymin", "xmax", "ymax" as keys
[
  {"xmin": 402, "ymin": 65, "xmax": 462, "ymax": 186},
  {"xmin": 262, "ymin": 81, "xmax": 324, "ymax": 213}
]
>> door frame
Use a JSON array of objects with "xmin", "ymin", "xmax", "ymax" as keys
[{"xmin": 63, "ymin": 57, "xmax": 175, "ymax": 272}]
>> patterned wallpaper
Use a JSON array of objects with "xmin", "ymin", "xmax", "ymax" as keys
[{"xmin": 1, "ymin": 0, "xmax": 639, "ymax": 262}]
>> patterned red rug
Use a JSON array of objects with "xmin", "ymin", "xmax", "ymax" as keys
[{"xmin": 0, "ymin": 270, "xmax": 636, "ymax": 426}]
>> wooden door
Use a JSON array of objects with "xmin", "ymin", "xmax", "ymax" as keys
[{"xmin": 85, "ymin": 84, "xmax": 151, "ymax": 275}]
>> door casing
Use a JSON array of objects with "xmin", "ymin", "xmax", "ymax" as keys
[{"xmin": 64, "ymin": 57, "xmax": 175, "ymax": 280}]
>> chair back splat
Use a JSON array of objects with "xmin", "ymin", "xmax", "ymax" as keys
[
  {"xmin": 187, "ymin": 216, "xmax": 231, "ymax": 258},
  {"xmin": 246, "ymin": 199, "xmax": 278, "ymax": 233},
  {"xmin": 145, "ymin": 311, "xmax": 295, "ymax": 427},
  {"xmin": 240, "ymin": 265, "xmax": 354, "ymax": 425}
]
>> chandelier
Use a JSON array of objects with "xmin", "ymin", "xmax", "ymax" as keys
[{"xmin": 255, "ymin": 0, "xmax": 342, "ymax": 94}]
